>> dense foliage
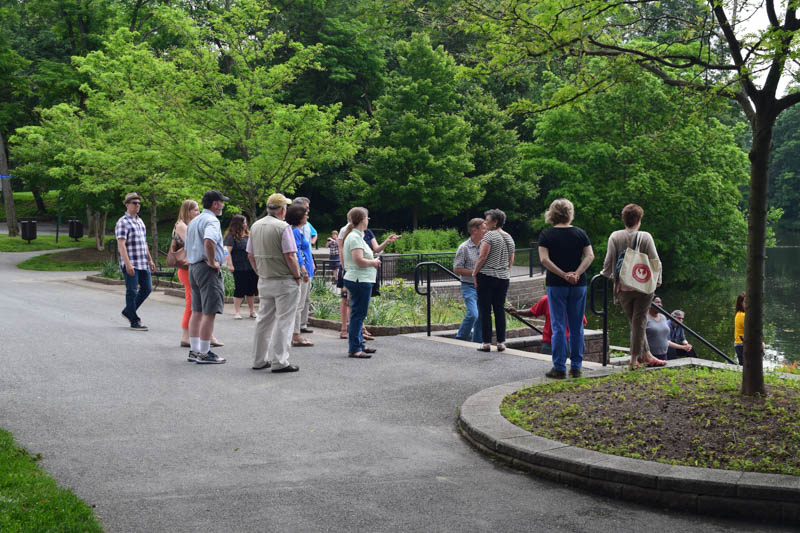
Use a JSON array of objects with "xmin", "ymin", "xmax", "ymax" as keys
[{"xmin": 1, "ymin": 0, "xmax": 795, "ymax": 285}]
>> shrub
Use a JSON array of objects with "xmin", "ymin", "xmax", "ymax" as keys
[{"xmin": 386, "ymin": 228, "xmax": 464, "ymax": 253}]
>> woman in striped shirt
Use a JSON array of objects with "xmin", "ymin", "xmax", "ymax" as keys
[{"xmin": 472, "ymin": 209, "xmax": 516, "ymax": 352}]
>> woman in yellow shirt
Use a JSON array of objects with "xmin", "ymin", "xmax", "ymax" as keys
[{"xmin": 734, "ymin": 292, "xmax": 745, "ymax": 365}]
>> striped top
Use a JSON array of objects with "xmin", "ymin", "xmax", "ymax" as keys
[{"xmin": 479, "ymin": 230, "xmax": 515, "ymax": 279}]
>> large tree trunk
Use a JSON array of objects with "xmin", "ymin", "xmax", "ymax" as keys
[
  {"xmin": 0, "ymin": 132, "xmax": 19, "ymax": 237},
  {"xmin": 149, "ymin": 191, "xmax": 159, "ymax": 258},
  {"xmin": 741, "ymin": 115, "xmax": 773, "ymax": 396},
  {"xmin": 93, "ymin": 211, "xmax": 107, "ymax": 251},
  {"xmin": 86, "ymin": 206, "xmax": 96, "ymax": 237}
]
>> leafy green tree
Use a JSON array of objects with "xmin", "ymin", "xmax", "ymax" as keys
[
  {"xmin": 78, "ymin": 1, "xmax": 369, "ymax": 222},
  {"xmin": 525, "ymin": 72, "xmax": 749, "ymax": 281},
  {"xmin": 0, "ymin": 27, "xmax": 28, "ymax": 236},
  {"xmin": 355, "ymin": 33, "xmax": 477, "ymax": 228},
  {"xmin": 769, "ymin": 102, "xmax": 800, "ymax": 230},
  {"xmin": 461, "ymin": 0, "xmax": 800, "ymax": 395}
]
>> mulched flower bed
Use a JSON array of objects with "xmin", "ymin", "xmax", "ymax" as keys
[{"xmin": 501, "ymin": 367, "xmax": 800, "ymax": 476}]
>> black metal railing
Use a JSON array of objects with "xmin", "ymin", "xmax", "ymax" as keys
[
  {"xmin": 651, "ymin": 301, "xmax": 737, "ymax": 365},
  {"xmin": 414, "ymin": 261, "xmax": 461, "ymax": 337},
  {"xmin": 503, "ymin": 309, "xmax": 544, "ymax": 335},
  {"xmin": 317, "ymin": 246, "xmax": 542, "ymax": 285},
  {"xmin": 590, "ymin": 274, "xmax": 610, "ymax": 366}
]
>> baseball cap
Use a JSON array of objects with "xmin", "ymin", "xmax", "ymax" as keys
[
  {"xmin": 267, "ymin": 193, "xmax": 292, "ymax": 209},
  {"xmin": 202, "ymin": 190, "xmax": 230, "ymax": 204}
]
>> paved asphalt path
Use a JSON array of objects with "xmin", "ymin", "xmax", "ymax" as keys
[{"xmin": 0, "ymin": 250, "xmax": 792, "ymax": 533}]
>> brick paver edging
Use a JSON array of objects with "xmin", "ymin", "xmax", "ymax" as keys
[{"xmin": 458, "ymin": 375, "xmax": 800, "ymax": 525}]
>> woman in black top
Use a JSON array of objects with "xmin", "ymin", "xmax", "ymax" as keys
[
  {"xmin": 538, "ymin": 198, "xmax": 594, "ymax": 379},
  {"xmin": 224, "ymin": 214, "xmax": 258, "ymax": 319}
]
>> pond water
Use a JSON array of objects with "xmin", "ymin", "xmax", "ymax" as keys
[{"xmin": 585, "ymin": 245, "xmax": 800, "ymax": 366}]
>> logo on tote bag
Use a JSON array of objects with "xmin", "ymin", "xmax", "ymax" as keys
[{"xmin": 632, "ymin": 264, "xmax": 652, "ymax": 282}]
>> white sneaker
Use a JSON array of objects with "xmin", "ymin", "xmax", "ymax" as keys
[{"xmin": 233, "ymin": 313, "xmax": 243, "ymax": 320}]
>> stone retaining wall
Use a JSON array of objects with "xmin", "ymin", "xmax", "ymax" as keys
[
  {"xmin": 505, "ymin": 330, "xmax": 606, "ymax": 362},
  {"xmin": 429, "ymin": 275, "xmax": 545, "ymax": 309}
]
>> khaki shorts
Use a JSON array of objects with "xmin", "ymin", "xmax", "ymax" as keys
[{"xmin": 189, "ymin": 262, "xmax": 225, "ymax": 315}]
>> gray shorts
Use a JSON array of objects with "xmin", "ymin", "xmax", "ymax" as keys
[{"xmin": 189, "ymin": 262, "xmax": 225, "ymax": 315}]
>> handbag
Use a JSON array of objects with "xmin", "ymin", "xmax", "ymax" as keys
[
  {"xmin": 166, "ymin": 236, "xmax": 188, "ymax": 268},
  {"xmin": 618, "ymin": 232, "xmax": 660, "ymax": 294}
]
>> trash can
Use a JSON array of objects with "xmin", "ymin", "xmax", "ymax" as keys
[
  {"xmin": 20, "ymin": 219, "xmax": 37, "ymax": 243},
  {"xmin": 68, "ymin": 218, "xmax": 83, "ymax": 240}
]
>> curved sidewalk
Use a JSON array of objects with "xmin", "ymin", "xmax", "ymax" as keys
[{"xmin": 458, "ymin": 373, "xmax": 800, "ymax": 526}]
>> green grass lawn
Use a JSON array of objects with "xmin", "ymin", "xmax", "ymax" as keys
[
  {"xmin": 0, "ymin": 234, "xmax": 96, "ymax": 253},
  {"xmin": 0, "ymin": 190, "xmax": 60, "ymax": 221},
  {"xmin": 0, "ymin": 429, "xmax": 103, "ymax": 532},
  {"xmin": 16, "ymin": 253, "xmax": 107, "ymax": 271}
]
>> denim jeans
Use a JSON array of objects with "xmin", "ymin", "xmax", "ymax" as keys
[
  {"xmin": 456, "ymin": 282, "xmax": 482, "ymax": 343},
  {"xmin": 547, "ymin": 284, "xmax": 587, "ymax": 372},
  {"xmin": 344, "ymin": 279, "xmax": 372, "ymax": 354},
  {"xmin": 122, "ymin": 268, "xmax": 152, "ymax": 324},
  {"xmin": 476, "ymin": 274, "xmax": 510, "ymax": 344}
]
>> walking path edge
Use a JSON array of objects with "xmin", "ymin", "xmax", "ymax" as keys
[{"xmin": 457, "ymin": 364, "xmax": 800, "ymax": 526}]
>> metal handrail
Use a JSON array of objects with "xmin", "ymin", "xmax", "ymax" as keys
[
  {"xmin": 503, "ymin": 309, "xmax": 544, "ymax": 335},
  {"xmin": 651, "ymin": 301, "xmax": 737, "ymax": 365},
  {"xmin": 414, "ymin": 261, "xmax": 461, "ymax": 337},
  {"xmin": 590, "ymin": 274, "xmax": 610, "ymax": 366}
]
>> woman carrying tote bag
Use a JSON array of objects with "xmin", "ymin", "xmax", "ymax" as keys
[{"xmin": 601, "ymin": 204, "xmax": 664, "ymax": 369}]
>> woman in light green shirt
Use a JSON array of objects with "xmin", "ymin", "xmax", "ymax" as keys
[{"xmin": 342, "ymin": 207, "xmax": 381, "ymax": 358}]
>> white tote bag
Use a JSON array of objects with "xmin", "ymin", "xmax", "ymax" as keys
[{"xmin": 619, "ymin": 233, "xmax": 661, "ymax": 294}]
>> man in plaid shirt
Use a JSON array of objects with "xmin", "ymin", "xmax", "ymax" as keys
[{"xmin": 116, "ymin": 192, "xmax": 156, "ymax": 331}]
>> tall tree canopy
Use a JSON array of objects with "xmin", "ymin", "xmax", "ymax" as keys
[{"xmin": 460, "ymin": 0, "xmax": 800, "ymax": 394}]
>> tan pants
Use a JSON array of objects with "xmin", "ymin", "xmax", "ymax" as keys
[
  {"xmin": 293, "ymin": 279, "xmax": 311, "ymax": 335},
  {"xmin": 617, "ymin": 290, "xmax": 653, "ymax": 362},
  {"xmin": 252, "ymin": 278, "xmax": 300, "ymax": 369}
]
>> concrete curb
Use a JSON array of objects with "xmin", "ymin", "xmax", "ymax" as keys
[{"xmin": 458, "ymin": 370, "xmax": 800, "ymax": 525}]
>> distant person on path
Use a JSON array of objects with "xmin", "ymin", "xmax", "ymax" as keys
[
  {"xmin": 342, "ymin": 207, "xmax": 381, "ymax": 359},
  {"xmin": 601, "ymin": 203, "xmax": 664, "ymax": 369},
  {"xmin": 185, "ymin": 190, "xmax": 229, "ymax": 364},
  {"xmin": 248, "ymin": 193, "xmax": 302, "ymax": 373},
  {"xmin": 538, "ymin": 199, "xmax": 594, "ymax": 378},
  {"xmin": 507, "ymin": 295, "xmax": 586, "ymax": 356},
  {"xmin": 667, "ymin": 309, "xmax": 695, "ymax": 359},
  {"xmin": 293, "ymin": 197, "xmax": 317, "ymax": 334},
  {"xmin": 453, "ymin": 217, "xmax": 487, "ymax": 344},
  {"xmin": 172, "ymin": 199, "xmax": 199, "ymax": 346},
  {"xmin": 286, "ymin": 204, "xmax": 314, "ymax": 348},
  {"xmin": 327, "ymin": 230, "xmax": 341, "ymax": 280},
  {"xmin": 645, "ymin": 297, "xmax": 676, "ymax": 364},
  {"xmin": 224, "ymin": 214, "xmax": 258, "ymax": 320},
  {"xmin": 116, "ymin": 192, "xmax": 156, "ymax": 331},
  {"xmin": 472, "ymin": 209, "xmax": 515, "ymax": 353}
]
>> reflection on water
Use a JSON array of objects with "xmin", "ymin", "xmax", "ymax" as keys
[{"xmin": 586, "ymin": 246, "xmax": 800, "ymax": 366}]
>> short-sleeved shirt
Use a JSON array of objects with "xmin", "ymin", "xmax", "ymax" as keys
[
  {"xmin": 669, "ymin": 321, "xmax": 686, "ymax": 344},
  {"xmin": 734, "ymin": 311, "xmax": 745, "ymax": 344},
  {"xmin": 186, "ymin": 209, "xmax": 224, "ymax": 264},
  {"xmin": 453, "ymin": 238, "xmax": 481, "ymax": 283},
  {"xmin": 302, "ymin": 221, "xmax": 317, "ymax": 244},
  {"xmin": 245, "ymin": 223, "xmax": 297, "ymax": 255},
  {"xmin": 646, "ymin": 314, "xmax": 671, "ymax": 356},
  {"xmin": 115, "ymin": 213, "xmax": 149, "ymax": 270},
  {"xmin": 343, "ymin": 228, "xmax": 376, "ymax": 283},
  {"xmin": 479, "ymin": 230, "xmax": 515, "ymax": 279},
  {"xmin": 292, "ymin": 227, "xmax": 315, "ymax": 278},
  {"xmin": 223, "ymin": 234, "xmax": 252, "ymax": 271},
  {"xmin": 327, "ymin": 239, "xmax": 340, "ymax": 258},
  {"xmin": 538, "ymin": 226, "xmax": 591, "ymax": 287}
]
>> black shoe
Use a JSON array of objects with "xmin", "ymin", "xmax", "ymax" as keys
[
  {"xmin": 272, "ymin": 364, "xmax": 299, "ymax": 373},
  {"xmin": 363, "ymin": 347, "xmax": 377, "ymax": 354},
  {"xmin": 195, "ymin": 351, "xmax": 226, "ymax": 364},
  {"xmin": 187, "ymin": 351, "xmax": 201, "ymax": 363},
  {"xmin": 252, "ymin": 361, "xmax": 271, "ymax": 370},
  {"xmin": 569, "ymin": 368, "xmax": 582, "ymax": 378},
  {"xmin": 545, "ymin": 368, "xmax": 567, "ymax": 379},
  {"xmin": 121, "ymin": 309, "xmax": 131, "ymax": 323},
  {"xmin": 300, "ymin": 327, "xmax": 314, "ymax": 333},
  {"xmin": 130, "ymin": 322, "xmax": 148, "ymax": 331}
]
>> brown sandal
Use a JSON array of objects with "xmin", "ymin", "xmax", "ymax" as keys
[{"xmin": 292, "ymin": 339, "xmax": 314, "ymax": 347}]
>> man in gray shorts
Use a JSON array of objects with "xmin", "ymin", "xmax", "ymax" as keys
[{"xmin": 185, "ymin": 190, "xmax": 229, "ymax": 364}]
